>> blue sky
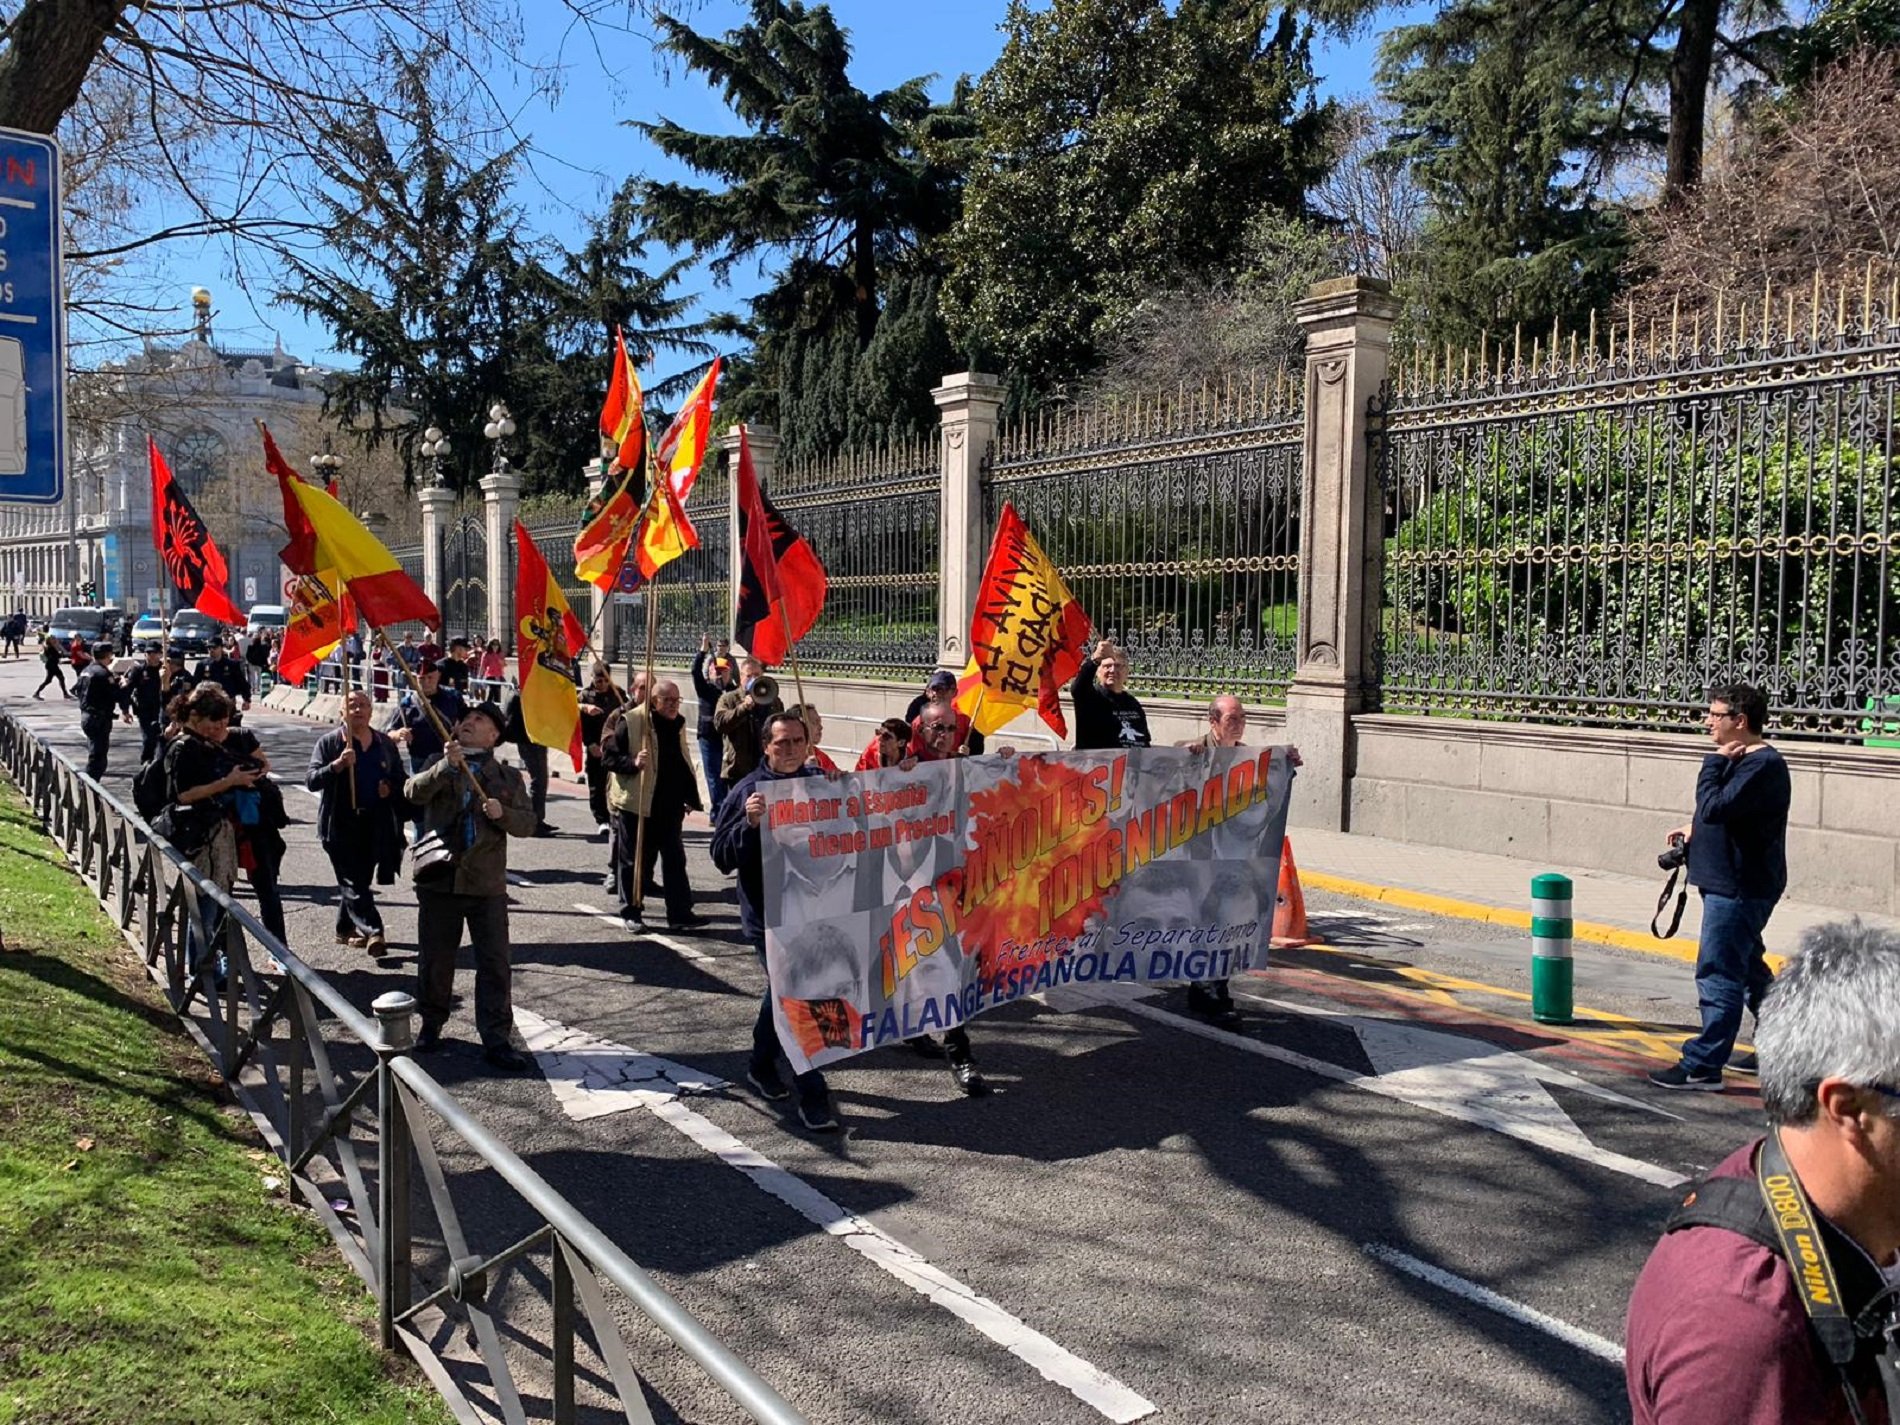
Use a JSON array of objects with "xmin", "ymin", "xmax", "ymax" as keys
[{"xmin": 184, "ymin": 1, "xmax": 1397, "ymax": 373}]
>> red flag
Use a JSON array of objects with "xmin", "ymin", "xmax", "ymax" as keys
[
  {"xmin": 733, "ymin": 425, "xmax": 826, "ymax": 664},
  {"xmin": 150, "ymin": 437, "xmax": 244, "ymax": 625}
]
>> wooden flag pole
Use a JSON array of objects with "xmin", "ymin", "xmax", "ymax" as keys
[
  {"xmin": 371, "ymin": 625, "xmax": 486, "ymax": 799},
  {"xmin": 628, "ymin": 558, "xmax": 665, "ymax": 920},
  {"xmin": 956, "ymin": 686, "xmax": 986, "ymax": 756},
  {"xmin": 774, "ymin": 599, "xmax": 810, "ymax": 738},
  {"xmin": 339, "ymin": 628, "xmax": 358, "ymax": 807}
]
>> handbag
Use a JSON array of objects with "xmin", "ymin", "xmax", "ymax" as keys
[
  {"xmin": 410, "ymin": 828, "xmax": 456, "ymax": 885},
  {"xmin": 153, "ymin": 800, "xmax": 219, "ymax": 855}
]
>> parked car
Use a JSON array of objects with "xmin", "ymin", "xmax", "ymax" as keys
[
  {"xmin": 167, "ymin": 609, "xmax": 225, "ymax": 658},
  {"xmin": 246, "ymin": 604, "xmax": 287, "ymax": 640},
  {"xmin": 130, "ymin": 614, "xmax": 167, "ymax": 652},
  {"xmin": 47, "ymin": 606, "xmax": 109, "ymax": 654},
  {"xmin": 95, "ymin": 606, "xmax": 132, "ymax": 651}
]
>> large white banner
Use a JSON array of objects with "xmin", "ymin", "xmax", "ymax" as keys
[{"xmin": 762, "ymin": 747, "xmax": 1295, "ymax": 1072}]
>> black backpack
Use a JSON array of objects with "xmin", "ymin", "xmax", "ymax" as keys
[{"xmin": 132, "ymin": 747, "xmax": 171, "ymax": 820}]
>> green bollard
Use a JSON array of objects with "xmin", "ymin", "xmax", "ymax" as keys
[{"xmin": 1531, "ymin": 872, "xmax": 1574, "ymax": 1024}]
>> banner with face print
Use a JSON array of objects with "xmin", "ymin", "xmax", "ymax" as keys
[{"xmin": 762, "ymin": 747, "xmax": 1295, "ymax": 1073}]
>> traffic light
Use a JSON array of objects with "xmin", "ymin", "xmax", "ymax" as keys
[{"xmin": 81, "ymin": 579, "xmax": 97, "ymax": 602}]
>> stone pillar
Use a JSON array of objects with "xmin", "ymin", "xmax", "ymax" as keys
[
  {"xmin": 479, "ymin": 468, "xmax": 521, "ymax": 648},
  {"xmin": 583, "ymin": 458, "xmax": 613, "ymax": 659},
  {"xmin": 1286, "ymin": 276, "xmax": 1401, "ymax": 830},
  {"xmin": 716, "ymin": 424, "xmax": 781, "ymax": 656},
  {"xmin": 418, "ymin": 485, "xmax": 455, "ymax": 621},
  {"xmin": 930, "ymin": 372, "xmax": 1005, "ymax": 670}
]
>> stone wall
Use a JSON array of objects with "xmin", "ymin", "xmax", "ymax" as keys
[{"xmin": 1346, "ymin": 714, "xmax": 1900, "ymax": 915}]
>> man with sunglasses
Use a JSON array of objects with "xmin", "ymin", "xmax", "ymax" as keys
[
  {"xmin": 1650, "ymin": 683, "xmax": 1792, "ymax": 1090},
  {"xmin": 1627, "ymin": 920, "xmax": 1900, "ymax": 1424}
]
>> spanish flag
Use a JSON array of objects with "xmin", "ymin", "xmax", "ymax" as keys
[
  {"xmin": 954, "ymin": 502, "xmax": 1092, "ymax": 738},
  {"xmin": 632, "ymin": 474, "xmax": 699, "ymax": 581},
  {"xmin": 575, "ymin": 339, "xmax": 648, "ymax": 592},
  {"xmin": 654, "ymin": 356, "xmax": 721, "ymax": 501},
  {"xmin": 513, "ymin": 521, "xmax": 587, "ymax": 771},
  {"xmin": 281, "ymin": 476, "xmax": 439, "ymax": 629},
  {"xmin": 260, "ymin": 423, "xmax": 348, "ymax": 685}
]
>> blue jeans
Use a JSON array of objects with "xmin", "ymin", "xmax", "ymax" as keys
[
  {"xmin": 1681, "ymin": 892, "xmax": 1777, "ymax": 1073},
  {"xmin": 699, "ymin": 734, "xmax": 728, "ymax": 820}
]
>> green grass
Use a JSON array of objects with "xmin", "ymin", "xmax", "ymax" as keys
[{"xmin": 0, "ymin": 783, "xmax": 451, "ymax": 1425}]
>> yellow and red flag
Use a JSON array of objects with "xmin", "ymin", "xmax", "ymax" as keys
[
  {"xmin": 281, "ymin": 476, "xmax": 438, "ymax": 629},
  {"xmin": 513, "ymin": 521, "xmax": 587, "ymax": 771},
  {"xmin": 261, "ymin": 423, "xmax": 350, "ymax": 684},
  {"xmin": 654, "ymin": 356, "xmax": 721, "ymax": 501},
  {"xmin": 574, "ymin": 331, "xmax": 648, "ymax": 591},
  {"xmin": 632, "ymin": 474, "xmax": 700, "ymax": 582},
  {"xmin": 954, "ymin": 502, "xmax": 1092, "ymax": 738}
]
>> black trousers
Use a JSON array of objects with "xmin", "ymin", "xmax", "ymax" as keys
[
  {"xmin": 616, "ymin": 805, "xmax": 693, "ymax": 920},
  {"xmin": 585, "ymin": 756, "xmax": 610, "ymax": 827},
  {"xmin": 750, "ymin": 934, "xmax": 827, "ymax": 1099},
  {"xmin": 36, "ymin": 664, "xmax": 66, "ymax": 696},
  {"xmin": 137, "ymin": 715, "xmax": 161, "ymax": 764},
  {"xmin": 325, "ymin": 829, "xmax": 384, "ymax": 938},
  {"xmin": 82, "ymin": 715, "xmax": 112, "ymax": 778},
  {"xmin": 243, "ymin": 844, "xmax": 288, "ymax": 944},
  {"xmin": 518, "ymin": 742, "xmax": 549, "ymax": 824},
  {"xmin": 415, "ymin": 888, "xmax": 513, "ymax": 1050}
]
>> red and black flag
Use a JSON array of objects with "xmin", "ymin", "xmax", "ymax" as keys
[
  {"xmin": 149, "ymin": 436, "xmax": 244, "ymax": 624},
  {"xmin": 733, "ymin": 424, "xmax": 826, "ymax": 664}
]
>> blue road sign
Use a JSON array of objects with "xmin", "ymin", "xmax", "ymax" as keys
[{"xmin": 0, "ymin": 128, "xmax": 62, "ymax": 506}]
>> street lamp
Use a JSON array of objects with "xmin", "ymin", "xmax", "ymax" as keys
[
  {"xmin": 482, "ymin": 401, "xmax": 516, "ymax": 473},
  {"xmin": 419, "ymin": 426, "xmax": 452, "ymax": 488},
  {"xmin": 310, "ymin": 443, "xmax": 342, "ymax": 487}
]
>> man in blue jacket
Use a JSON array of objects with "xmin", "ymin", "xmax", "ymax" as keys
[
  {"xmin": 712, "ymin": 710, "xmax": 838, "ymax": 1132},
  {"xmin": 1651, "ymin": 683, "xmax": 1792, "ymax": 1090}
]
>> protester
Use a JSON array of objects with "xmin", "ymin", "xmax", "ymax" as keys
[
  {"xmin": 387, "ymin": 658, "xmax": 467, "ymax": 774},
  {"xmin": 245, "ymin": 630, "xmax": 271, "ymax": 692},
  {"xmin": 712, "ymin": 711, "xmax": 839, "ymax": 1131},
  {"xmin": 855, "ymin": 716, "xmax": 917, "ymax": 771},
  {"xmin": 308, "ymin": 690, "xmax": 405, "ymax": 954},
  {"xmin": 904, "ymin": 669, "xmax": 984, "ymax": 755},
  {"xmin": 502, "ymin": 684, "xmax": 556, "ymax": 837},
  {"xmin": 68, "ymin": 634, "xmax": 91, "ymax": 673},
  {"xmin": 163, "ymin": 685, "xmax": 266, "ymax": 987},
  {"xmin": 579, "ymin": 663, "xmax": 627, "ymax": 835},
  {"xmin": 218, "ymin": 714, "xmax": 290, "ymax": 944},
  {"xmin": 1072, "ymin": 639, "xmax": 1150, "ymax": 749},
  {"xmin": 602, "ymin": 678, "xmax": 705, "ymax": 930},
  {"xmin": 714, "ymin": 655, "xmax": 783, "ymax": 785},
  {"xmin": 1650, "ymin": 682, "xmax": 1792, "ymax": 1090},
  {"xmin": 788, "ymin": 703, "xmax": 840, "ymax": 773},
  {"xmin": 124, "ymin": 644, "xmax": 169, "ymax": 763},
  {"xmin": 477, "ymin": 638, "xmax": 506, "ymax": 683},
  {"xmin": 905, "ymin": 701, "xmax": 990, "ymax": 1094},
  {"xmin": 405, "ymin": 703, "xmax": 538, "ymax": 1069},
  {"xmin": 437, "ymin": 637, "xmax": 474, "ymax": 695},
  {"xmin": 1625, "ymin": 919, "xmax": 1900, "ymax": 1424},
  {"xmin": 691, "ymin": 633, "xmax": 738, "ymax": 817},
  {"xmin": 34, "ymin": 631, "xmax": 69, "ymax": 699},
  {"xmin": 1178, "ymin": 694, "xmax": 1250, "ymax": 1027},
  {"xmin": 74, "ymin": 646, "xmax": 133, "ymax": 778},
  {"xmin": 416, "ymin": 625, "xmax": 443, "ymax": 666},
  {"xmin": 394, "ymin": 630, "xmax": 421, "ymax": 670},
  {"xmin": 193, "ymin": 642, "xmax": 251, "ymax": 716}
]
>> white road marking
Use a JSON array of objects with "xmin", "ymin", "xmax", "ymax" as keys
[
  {"xmin": 646, "ymin": 1095, "xmax": 1157, "ymax": 1423},
  {"xmin": 570, "ymin": 901, "xmax": 721, "ymax": 964},
  {"xmin": 515, "ymin": 1007, "xmax": 724, "ymax": 1120},
  {"xmin": 1363, "ymin": 1243, "xmax": 1626, "ymax": 1366},
  {"xmin": 517, "ymin": 1006, "xmax": 1155, "ymax": 1423},
  {"xmin": 1046, "ymin": 983, "xmax": 1686, "ymax": 1188}
]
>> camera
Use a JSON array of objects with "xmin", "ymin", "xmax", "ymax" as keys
[
  {"xmin": 745, "ymin": 673, "xmax": 779, "ymax": 704},
  {"xmin": 1657, "ymin": 836, "xmax": 1688, "ymax": 872}
]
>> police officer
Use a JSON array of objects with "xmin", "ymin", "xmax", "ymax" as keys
[
  {"xmin": 123, "ymin": 643, "xmax": 169, "ymax": 764},
  {"xmin": 75, "ymin": 646, "xmax": 133, "ymax": 777}
]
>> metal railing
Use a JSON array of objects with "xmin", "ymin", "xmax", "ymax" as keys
[{"xmin": 0, "ymin": 712, "xmax": 805, "ymax": 1425}]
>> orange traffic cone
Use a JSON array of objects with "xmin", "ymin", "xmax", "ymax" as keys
[{"xmin": 1270, "ymin": 837, "xmax": 1313, "ymax": 948}]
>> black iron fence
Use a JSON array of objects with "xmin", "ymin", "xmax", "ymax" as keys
[
  {"xmin": 985, "ymin": 374, "xmax": 1304, "ymax": 704},
  {"xmin": 0, "ymin": 713, "xmax": 805, "ymax": 1425},
  {"xmin": 1373, "ymin": 289, "xmax": 1900, "ymax": 740}
]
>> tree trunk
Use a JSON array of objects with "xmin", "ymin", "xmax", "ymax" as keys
[
  {"xmin": 0, "ymin": 0, "xmax": 129, "ymax": 135},
  {"xmin": 1665, "ymin": 0, "xmax": 1721, "ymax": 201},
  {"xmin": 851, "ymin": 219, "xmax": 878, "ymax": 348}
]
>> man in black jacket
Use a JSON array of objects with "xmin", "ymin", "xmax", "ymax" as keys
[
  {"xmin": 1071, "ymin": 640, "xmax": 1150, "ymax": 750},
  {"xmin": 503, "ymin": 685, "xmax": 555, "ymax": 837},
  {"xmin": 123, "ymin": 644, "xmax": 169, "ymax": 763},
  {"xmin": 307, "ymin": 690, "xmax": 407, "ymax": 954},
  {"xmin": 1651, "ymin": 682, "xmax": 1793, "ymax": 1090},
  {"xmin": 691, "ymin": 633, "xmax": 737, "ymax": 817},
  {"xmin": 75, "ymin": 646, "xmax": 132, "ymax": 777},
  {"xmin": 193, "ymin": 642, "xmax": 251, "ymax": 716}
]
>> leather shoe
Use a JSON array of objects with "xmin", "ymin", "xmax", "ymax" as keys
[
  {"xmin": 362, "ymin": 932, "xmax": 388, "ymax": 956},
  {"xmin": 668, "ymin": 912, "xmax": 711, "ymax": 929},
  {"xmin": 948, "ymin": 1059, "xmax": 990, "ymax": 1097},
  {"xmin": 483, "ymin": 1045, "xmax": 531, "ymax": 1072},
  {"xmin": 533, "ymin": 822, "xmax": 558, "ymax": 838},
  {"xmin": 413, "ymin": 1025, "xmax": 444, "ymax": 1054},
  {"xmin": 906, "ymin": 1034, "xmax": 947, "ymax": 1060}
]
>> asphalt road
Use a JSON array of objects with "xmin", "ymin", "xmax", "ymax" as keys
[{"xmin": 1, "ymin": 660, "xmax": 1774, "ymax": 1425}]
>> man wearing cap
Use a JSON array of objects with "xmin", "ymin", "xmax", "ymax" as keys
[
  {"xmin": 193, "ymin": 641, "xmax": 252, "ymax": 714},
  {"xmin": 124, "ymin": 643, "xmax": 170, "ymax": 764},
  {"xmin": 904, "ymin": 669, "xmax": 984, "ymax": 755},
  {"xmin": 386, "ymin": 659, "xmax": 466, "ymax": 838},
  {"xmin": 308, "ymin": 690, "xmax": 406, "ymax": 954},
  {"xmin": 405, "ymin": 701, "xmax": 538, "ymax": 1069},
  {"xmin": 75, "ymin": 646, "xmax": 133, "ymax": 777},
  {"xmin": 714, "ymin": 655, "xmax": 784, "ymax": 785}
]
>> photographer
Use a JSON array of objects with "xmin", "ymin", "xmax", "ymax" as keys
[
  {"xmin": 1626, "ymin": 920, "xmax": 1900, "ymax": 1424},
  {"xmin": 713, "ymin": 654, "xmax": 783, "ymax": 784},
  {"xmin": 1649, "ymin": 683, "xmax": 1791, "ymax": 1090},
  {"xmin": 691, "ymin": 633, "xmax": 738, "ymax": 817}
]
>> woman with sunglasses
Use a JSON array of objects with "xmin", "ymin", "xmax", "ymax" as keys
[{"xmin": 855, "ymin": 716, "xmax": 919, "ymax": 772}]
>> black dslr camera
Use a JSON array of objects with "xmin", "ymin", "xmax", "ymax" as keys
[{"xmin": 1657, "ymin": 834, "xmax": 1688, "ymax": 872}]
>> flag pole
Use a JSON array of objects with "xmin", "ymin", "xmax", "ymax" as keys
[
  {"xmin": 628, "ymin": 556, "xmax": 664, "ymax": 922},
  {"xmin": 371, "ymin": 625, "xmax": 486, "ymax": 799},
  {"xmin": 338, "ymin": 623, "xmax": 359, "ymax": 808},
  {"xmin": 957, "ymin": 686, "xmax": 986, "ymax": 756},
  {"xmin": 774, "ymin": 598, "xmax": 811, "ymax": 741}
]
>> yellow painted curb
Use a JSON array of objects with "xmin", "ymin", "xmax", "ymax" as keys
[{"xmin": 1300, "ymin": 868, "xmax": 1788, "ymax": 973}]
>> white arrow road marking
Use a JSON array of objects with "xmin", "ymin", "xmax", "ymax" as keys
[
  {"xmin": 515, "ymin": 1006, "xmax": 1156, "ymax": 1423},
  {"xmin": 1045, "ymin": 982, "xmax": 1686, "ymax": 1188}
]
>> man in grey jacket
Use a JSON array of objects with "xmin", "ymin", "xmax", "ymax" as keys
[{"xmin": 405, "ymin": 701, "xmax": 538, "ymax": 1069}]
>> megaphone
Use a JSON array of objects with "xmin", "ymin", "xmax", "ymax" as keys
[{"xmin": 746, "ymin": 673, "xmax": 779, "ymax": 704}]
